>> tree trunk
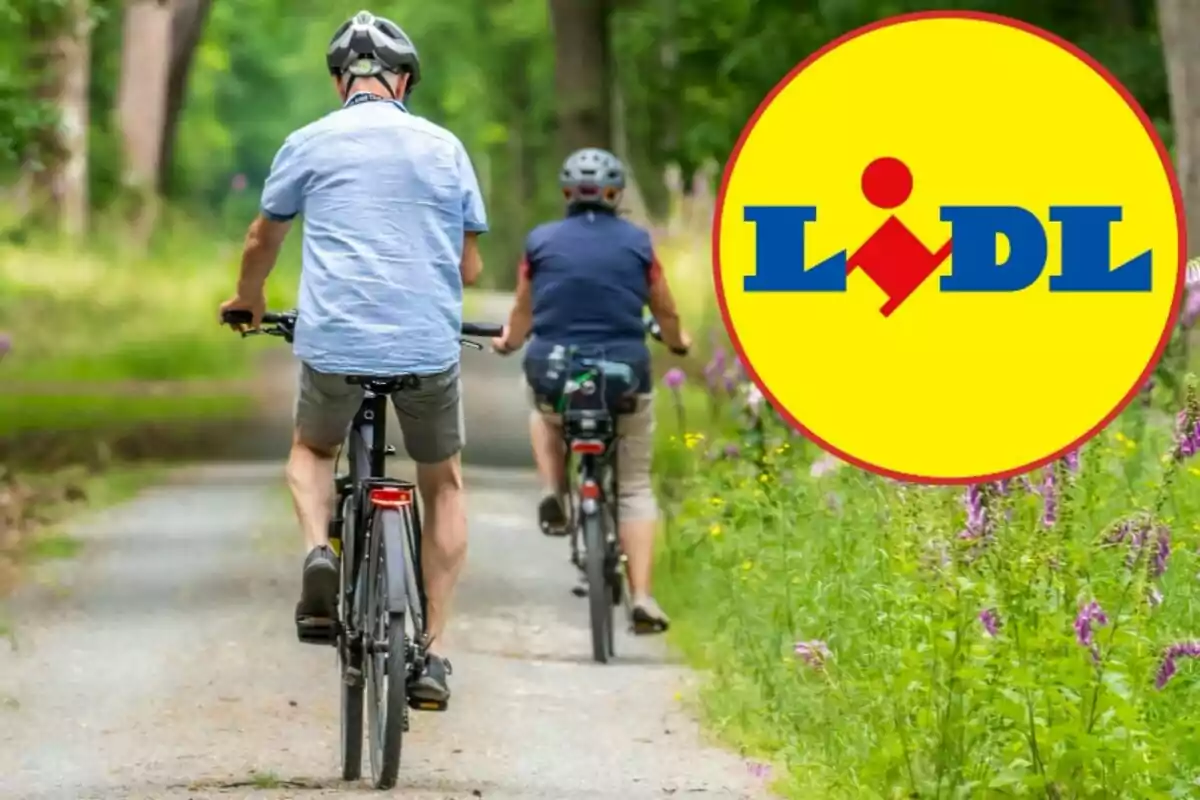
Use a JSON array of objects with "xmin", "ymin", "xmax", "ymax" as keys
[
  {"xmin": 25, "ymin": 0, "xmax": 93, "ymax": 238},
  {"xmin": 1159, "ymin": 0, "xmax": 1200, "ymax": 256},
  {"xmin": 115, "ymin": 0, "xmax": 174, "ymax": 245},
  {"xmin": 1157, "ymin": 0, "xmax": 1200, "ymax": 385},
  {"xmin": 157, "ymin": 0, "xmax": 213, "ymax": 194},
  {"xmin": 548, "ymin": 0, "xmax": 613, "ymax": 157}
]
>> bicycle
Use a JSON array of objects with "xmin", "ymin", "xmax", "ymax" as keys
[
  {"xmin": 533, "ymin": 314, "xmax": 682, "ymax": 663},
  {"xmin": 221, "ymin": 308, "xmax": 501, "ymax": 789}
]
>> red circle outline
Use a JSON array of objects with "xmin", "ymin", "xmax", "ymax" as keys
[{"xmin": 711, "ymin": 9, "xmax": 1188, "ymax": 486}]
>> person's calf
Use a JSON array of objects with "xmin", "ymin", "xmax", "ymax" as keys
[
  {"xmin": 416, "ymin": 456, "xmax": 468, "ymax": 649},
  {"xmin": 285, "ymin": 435, "xmax": 338, "ymax": 553}
]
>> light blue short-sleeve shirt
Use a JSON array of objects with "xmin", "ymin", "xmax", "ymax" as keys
[{"xmin": 260, "ymin": 93, "xmax": 488, "ymax": 376}]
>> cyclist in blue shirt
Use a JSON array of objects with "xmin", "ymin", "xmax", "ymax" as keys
[
  {"xmin": 219, "ymin": 11, "xmax": 485, "ymax": 704},
  {"xmin": 491, "ymin": 148, "xmax": 692, "ymax": 633}
]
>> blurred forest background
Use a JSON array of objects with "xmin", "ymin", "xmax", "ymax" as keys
[{"xmin": 1, "ymin": 0, "xmax": 1200, "ymax": 468}]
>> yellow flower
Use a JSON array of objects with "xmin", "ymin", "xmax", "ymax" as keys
[
  {"xmin": 708, "ymin": 496, "xmax": 725, "ymax": 508},
  {"xmin": 1189, "ymin": 467, "xmax": 1200, "ymax": 478},
  {"xmin": 774, "ymin": 443, "xmax": 790, "ymax": 455},
  {"xmin": 709, "ymin": 523, "xmax": 722, "ymax": 537},
  {"xmin": 741, "ymin": 560, "xmax": 753, "ymax": 571},
  {"xmin": 758, "ymin": 473, "xmax": 772, "ymax": 484}
]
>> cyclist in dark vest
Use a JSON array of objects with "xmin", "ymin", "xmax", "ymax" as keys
[{"xmin": 491, "ymin": 148, "xmax": 692, "ymax": 633}]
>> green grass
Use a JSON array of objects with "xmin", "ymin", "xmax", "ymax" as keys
[{"xmin": 653, "ymin": 374, "xmax": 1200, "ymax": 798}]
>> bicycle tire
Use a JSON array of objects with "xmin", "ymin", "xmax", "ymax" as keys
[
  {"xmin": 583, "ymin": 511, "xmax": 610, "ymax": 663},
  {"xmin": 337, "ymin": 495, "xmax": 364, "ymax": 781},
  {"xmin": 365, "ymin": 508, "xmax": 408, "ymax": 789}
]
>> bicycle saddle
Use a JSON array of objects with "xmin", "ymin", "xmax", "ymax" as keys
[{"xmin": 345, "ymin": 374, "xmax": 422, "ymax": 393}]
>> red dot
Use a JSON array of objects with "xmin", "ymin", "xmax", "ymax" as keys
[{"xmin": 861, "ymin": 157, "xmax": 913, "ymax": 209}]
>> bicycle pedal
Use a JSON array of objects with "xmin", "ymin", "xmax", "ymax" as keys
[
  {"xmin": 571, "ymin": 583, "xmax": 588, "ymax": 598},
  {"xmin": 296, "ymin": 618, "xmax": 338, "ymax": 646},
  {"xmin": 407, "ymin": 697, "xmax": 447, "ymax": 712}
]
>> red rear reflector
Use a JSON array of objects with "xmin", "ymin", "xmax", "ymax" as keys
[
  {"xmin": 580, "ymin": 481, "xmax": 601, "ymax": 500},
  {"xmin": 571, "ymin": 440, "xmax": 605, "ymax": 455},
  {"xmin": 370, "ymin": 486, "xmax": 413, "ymax": 508}
]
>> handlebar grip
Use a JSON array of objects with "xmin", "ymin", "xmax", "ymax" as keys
[
  {"xmin": 462, "ymin": 322, "xmax": 503, "ymax": 337},
  {"xmin": 221, "ymin": 309, "xmax": 284, "ymax": 325}
]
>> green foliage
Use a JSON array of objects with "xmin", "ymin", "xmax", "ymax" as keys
[{"xmin": 655, "ymin": 369, "xmax": 1200, "ymax": 797}]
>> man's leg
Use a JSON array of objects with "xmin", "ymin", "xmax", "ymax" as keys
[
  {"xmin": 289, "ymin": 364, "xmax": 360, "ymax": 626},
  {"xmin": 616, "ymin": 394, "xmax": 669, "ymax": 633},
  {"xmin": 393, "ymin": 365, "xmax": 466, "ymax": 703}
]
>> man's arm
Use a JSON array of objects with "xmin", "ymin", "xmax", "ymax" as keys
[
  {"xmin": 461, "ymin": 232, "xmax": 483, "ymax": 286},
  {"xmin": 238, "ymin": 214, "xmax": 292, "ymax": 295}
]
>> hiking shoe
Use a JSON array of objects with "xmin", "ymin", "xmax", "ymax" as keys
[
  {"xmin": 538, "ymin": 492, "xmax": 568, "ymax": 536},
  {"xmin": 409, "ymin": 654, "xmax": 452, "ymax": 706},
  {"xmin": 295, "ymin": 545, "xmax": 339, "ymax": 624},
  {"xmin": 631, "ymin": 596, "xmax": 670, "ymax": 635}
]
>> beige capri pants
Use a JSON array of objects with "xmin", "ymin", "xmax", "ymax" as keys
[{"xmin": 525, "ymin": 381, "xmax": 659, "ymax": 523}]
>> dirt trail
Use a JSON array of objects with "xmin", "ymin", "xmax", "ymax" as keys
[{"xmin": 0, "ymin": 293, "xmax": 769, "ymax": 799}]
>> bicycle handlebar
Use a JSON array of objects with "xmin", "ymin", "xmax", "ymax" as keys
[
  {"xmin": 642, "ymin": 312, "xmax": 689, "ymax": 356},
  {"xmin": 221, "ymin": 309, "xmax": 503, "ymax": 340}
]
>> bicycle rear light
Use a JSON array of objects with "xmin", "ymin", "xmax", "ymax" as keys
[
  {"xmin": 369, "ymin": 486, "xmax": 413, "ymax": 508},
  {"xmin": 580, "ymin": 480, "xmax": 601, "ymax": 500}
]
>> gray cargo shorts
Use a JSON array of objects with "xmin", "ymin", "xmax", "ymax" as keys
[{"xmin": 294, "ymin": 362, "xmax": 464, "ymax": 464}]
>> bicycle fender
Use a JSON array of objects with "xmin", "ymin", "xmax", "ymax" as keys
[{"xmin": 376, "ymin": 508, "xmax": 411, "ymax": 612}]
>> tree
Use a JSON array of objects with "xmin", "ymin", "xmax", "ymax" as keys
[
  {"xmin": 157, "ymin": 0, "xmax": 213, "ymax": 192},
  {"xmin": 1158, "ymin": 0, "xmax": 1200, "ymax": 253},
  {"xmin": 114, "ymin": 0, "xmax": 173, "ymax": 244},
  {"xmin": 548, "ymin": 0, "xmax": 613, "ymax": 156}
]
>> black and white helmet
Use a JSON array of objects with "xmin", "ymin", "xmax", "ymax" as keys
[
  {"xmin": 559, "ymin": 148, "xmax": 625, "ymax": 210},
  {"xmin": 327, "ymin": 11, "xmax": 421, "ymax": 95}
]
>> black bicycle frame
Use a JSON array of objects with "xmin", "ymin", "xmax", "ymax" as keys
[{"xmin": 339, "ymin": 389, "xmax": 428, "ymax": 629}]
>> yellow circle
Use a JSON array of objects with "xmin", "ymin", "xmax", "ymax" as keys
[{"xmin": 716, "ymin": 12, "xmax": 1183, "ymax": 483}]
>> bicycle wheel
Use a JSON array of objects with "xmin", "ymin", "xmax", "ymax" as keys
[
  {"xmin": 364, "ymin": 509, "xmax": 408, "ymax": 789},
  {"xmin": 337, "ymin": 495, "xmax": 364, "ymax": 782},
  {"xmin": 583, "ymin": 511, "xmax": 611, "ymax": 663}
]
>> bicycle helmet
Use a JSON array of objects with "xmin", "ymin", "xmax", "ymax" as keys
[
  {"xmin": 559, "ymin": 148, "xmax": 625, "ymax": 211},
  {"xmin": 327, "ymin": 10, "xmax": 421, "ymax": 99}
]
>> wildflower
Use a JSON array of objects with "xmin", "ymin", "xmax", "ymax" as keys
[
  {"xmin": 1064, "ymin": 449, "xmax": 1081, "ymax": 473},
  {"xmin": 809, "ymin": 452, "xmax": 841, "ymax": 478},
  {"xmin": 1074, "ymin": 600, "xmax": 1109, "ymax": 662},
  {"xmin": 1040, "ymin": 469, "xmax": 1057, "ymax": 528},
  {"xmin": 958, "ymin": 484, "xmax": 989, "ymax": 541},
  {"xmin": 744, "ymin": 382, "xmax": 764, "ymax": 415},
  {"xmin": 757, "ymin": 472, "xmax": 771, "ymax": 484},
  {"xmin": 709, "ymin": 523, "xmax": 722, "ymax": 537},
  {"xmin": 708, "ymin": 496, "xmax": 724, "ymax": 508},
  {"xmin": 703, "ymin": 347, "xmax": 727, "ymax": 390},
  {"xmin": 663, "ymin": 368, "xmax": 686, "ymax": 391},
  {"xmin": 794, "ymin": 639, "xmax": 831, "ymax": 669},
  {"xmin": 979, "ymin": 608, "xmax": 1000, "ymax": 637},
  {"xmin": 723, "ymin": 443, "xmax": 740, "ymax": 459},
  {"xmin": 1155, "ymin": 641, "xmax": 1200, "ymax": 689},
  {"xmin": 741, "ymin": 560, "xmax": 753, "ymax": 571},
  {"xmin": 1102, "ymin": 514, "xmax": 1172, "ymax": 580},
  {"xmin": 747, "ymin": 761, "xmax": 772, "ymax": 781}
]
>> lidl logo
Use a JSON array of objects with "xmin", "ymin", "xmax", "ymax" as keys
[{"xmin": 715, "ymin": 11, "xmax": 1184, "ymax": 484}]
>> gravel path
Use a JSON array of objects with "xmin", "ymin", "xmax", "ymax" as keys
[{"xmin": 0, "ymin": 295, "xmax": 770, "ymax": 799}]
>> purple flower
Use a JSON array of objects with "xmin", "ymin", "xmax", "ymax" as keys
[
  {"xmin": 663, "ymin": 367, "xmax": 686, "ymax": 391},
  {"xmin": 1184, "ymin": 288, "xmax": 1200, "ymax": 328},
  {"xmin": 1074, "ymin": 601, "xmax": 1109, "ymax": 662},
  {"xmin": 1152, "ymin": 526, "xmax": 1172, "ymax": 579},
  {"xmin": 958, "ymin": 484, "xmax": 989, "ymax": 541},
  {"xmin": 1103, "ymin": 515, "xmax": 1171, "ymax": 580},
  {"xmin": 979, "ymin": 608, "xmax": 1000, "ymax": 637},
  {"xmin": 1064, "ymin": 449, "xmax": 1080, "ymax": 473},
  {"xmin": 1155, "ymin": 641, "xmax": 1200, "ymax": 689},
  {"xmin": 747, "ymin": 761, "xmax": 772, "ymax": 781},
  {"xmin": 794, "ymin": 639, "xmax": 831, "ymax": 669},
  {"xmin": 1040, "ymin": 469, "xmax": 1057, "ymax": 528},
  {"xmin": 703, "ymin": 348, "xmax": 727, "ymax": 390},
  {"xmin": 723, "ymin": 443, "xmax": 740, "ymax": 459}
]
